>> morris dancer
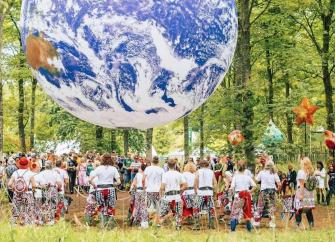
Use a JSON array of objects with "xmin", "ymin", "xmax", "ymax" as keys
[
  {"xmin": 54, "ymin": 160, "xmax": 69, "ymax": 220},
  {"xmin": 230, "ymin": 160, "xmax": 256, "ymax": 232},
  {"xmin": 144, "ymin": 156, "xmax": 164, "ymax": 216},
  {"xmin": 294, "ymin": 157, "xmax": 315, "ymax": 228},
  {"xmin": 84, "ymin": 169, "xmax": 98, "ymax": 225},
  {"xmin": 217, "ymin": 170, "xmax": 233, "ymax": 222},
  {"xmin": 193, "ymin": 160, "xmax": 217, "ymax": 230},
  {"xmin": 254, "ymin": 161, "xmax": 281, "ymax": 228},
  {"xmin": 30, "ymin": 162, "xmax": 44, "ymax": 225},
  {"xmin": 181, "ymin": 162, "xmax": 197, "ymax": 223},
  {"xmin": 8, "ymin": 157, "xmax": 36, "ymax": 225},
  {"xmin": 90, "ymin": 154, "xmax": 121, "ymax": 228},
  {"xmin": 158, "ymin": 159, "xmax": 186, "ymax": 230},
  {"xmin": 39, "ymin": 161, "xmax": 62, "ymax": 225},
  {"xmin": 130, "ymin": 164, "xmax": 149, "ymax": 229}
]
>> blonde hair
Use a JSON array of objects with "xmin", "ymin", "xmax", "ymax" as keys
[
  {"xmin": 184, "ymin": 162, "xmax": 197, "ymax": 173},
  {"xmin": 300, "ymin": 157, "xmax": 314, "ymax": 175}
]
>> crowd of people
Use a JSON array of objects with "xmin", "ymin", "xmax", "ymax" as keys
[{"xmin": 0, "ymin": 150, "xmax": 335, "ymax": 231}]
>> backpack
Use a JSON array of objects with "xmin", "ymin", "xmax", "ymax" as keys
[
  {"xmin": 305, "ymin": 175, "xmax": 318, "ymax": 192},
  {"xmin": 13, "ymin": 170, "xmax": 29, "ymax": 194}
]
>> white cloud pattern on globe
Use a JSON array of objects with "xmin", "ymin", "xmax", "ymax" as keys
[{"xmin": 20, "ymin": 0, "xmax": 238, "ymax": 129}]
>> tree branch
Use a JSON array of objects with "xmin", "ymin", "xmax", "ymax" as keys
[
  {"xmin": 8, "ymin": 11, "xmax": 22, "ymax": 47},
  {"xmin": 250, "ymin": 0, "xmax": 272, "ymax": 26},
  {"xmin": 289, "ymin": 13, "xmax": 322, "ymax": 55}
]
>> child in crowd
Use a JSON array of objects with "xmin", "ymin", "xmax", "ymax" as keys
[{"xmin": 280, "ymin": 173, "xmax": 294, "ymax": 221}]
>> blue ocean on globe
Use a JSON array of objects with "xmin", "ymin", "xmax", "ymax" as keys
[{"xmin": 20, "ymin": 0, "xmax": 238, "ymax": 129}]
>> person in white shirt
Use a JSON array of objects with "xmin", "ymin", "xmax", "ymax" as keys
[
  {"xmin": 254, "ymin": 161, "xmax": 281, "ymax": 228},
  {"xmin": 30, "ymin": 162, "xmax": 44, "ymax": 225},
  {"xmin": 315, "ymin": 161, "xmax": 326, "ymax": 204},
  {"xmin": 130, "ymin": 164, "xmax": 149, "ymax": 229},
  {"xmin": 159, "ymin": 159, "xmax": 186, "ymax": 230},
  {"xmin": 181, "ymin": 162, "xmax": 197, "ymax": 222},
  {"xmin": 144, "ymin": 156, "xmax": 164, "ymax": 214},
  {"xmin": 294, "ymin": 157, "xmax": 315, "ymax": 228},
  {"xmin": 230, "ymin": 160, "xmax": 257, "ymax": 232},
  {"xmin": 38, "ymin": 160, "xmax": 62, "ymax": 225},
  {"xmin": 90, "ymin": 154, "xmax": 121, "ymax": 228},
  {"xmin": 8, "ymin": 157, "xmax": 36, "ymax": 225},
  {"xmin": 54, "ymin": 160, "xmax": 70, "ymax": 219},
  {"xmin": 194, "ymin": 159, "xmax": 217, "ymax": 230}
]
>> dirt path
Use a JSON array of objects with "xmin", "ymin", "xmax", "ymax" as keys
[{"xmin": 66, "ymin": 191, "xmax": 335, "ymax": 231}]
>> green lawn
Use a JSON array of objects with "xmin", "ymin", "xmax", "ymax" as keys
[{"xmin": 0, "ymin": 220, "xmax": 334, "ymax": 242}]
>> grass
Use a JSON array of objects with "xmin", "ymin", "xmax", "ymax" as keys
[{"xmin": 0, "ymin": 220, "xmax": 334, "ymax": 242}]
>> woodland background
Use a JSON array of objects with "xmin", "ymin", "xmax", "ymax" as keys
[{"xmin": 0, "ymin": 0, "xmax": 334, "ymax": 164}]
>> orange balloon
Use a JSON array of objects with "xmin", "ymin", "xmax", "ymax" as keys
[
  {"xmin": 228, "ymin": 130, "xmax": 244, "ymax": 146},
  {"xmin": 292, "ymin": 97, "xmax": 318, "ymax": 126}
]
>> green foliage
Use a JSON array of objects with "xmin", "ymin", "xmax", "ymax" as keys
[{"xmin": 0, "ymin": 0, "xmax": 334, "ymax": 159}]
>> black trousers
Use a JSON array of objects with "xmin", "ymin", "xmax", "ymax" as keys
[
  {"xmin": 326, "ymin": 187, "xmax": 335, "ymax": 205},
  {"xmin": 295, "ymin": 209, "xmax": 314, "ymax": 226},
  {"xmin": 7, "ymin": 189, "xmax": 14, "ymax": 203},
  {"xmin": 68, "ymin": 171, "xmax": 77, "ymax": 193}
]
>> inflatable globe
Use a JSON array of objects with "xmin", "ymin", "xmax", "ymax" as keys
[{"xmin": 20, "ymin": 0, "xmax": 238, "ymax": 129}]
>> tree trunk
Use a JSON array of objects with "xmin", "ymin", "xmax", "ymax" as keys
[
  {"xmin": 110, "ymin": 129, "xmax": 117, "ymax": 152},
  {"xmin": 265, "ymin": 38, "xmax": 274, "ymax": 120},
  {"xmin": 183, "ymin": 116, "xmax": 190, "ymax": 161},
  {"xmin": 18, "ymin": 75, "xmax": 26, "ymax": 153},
  {"xmin": 236, "ymin": 0, "xmax": 255, "ymax": 167},
  {"xmin": 95, "ymin": 126, "xmax": 103, "ymax": 152},
  {"xmin": 29, "ymin": 78, "xmax": 37, "ymax": 149},
  {"xmin": 123, "ymin": 129, "xmax": 129, "ymax": 156},
  {"xmin": 322, "ymin": 12, "xmax": 334, "ymax": 132},
  {"xmin": 146, "ymin": 128, "xmax": 153, "ymax": 160},
  {"xmin": 0, "ymin": 4, "xmax": 4, "ymax": 158},
  {"xmin": 285, "ymin": 77, "xmax": 293, "ymax": 143},
  {"xmin": 199, "ymin": 104, "xmax": 205, "ymax": 159}
]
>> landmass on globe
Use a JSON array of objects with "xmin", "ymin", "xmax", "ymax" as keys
[{"xmin": 20, "ymin": 0, "xmax": 238, "ymax": 129}]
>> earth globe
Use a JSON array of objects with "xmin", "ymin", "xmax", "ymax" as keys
[{"xmin": 20, "ymin": 0, "xmax": 238, "ymax": 129}]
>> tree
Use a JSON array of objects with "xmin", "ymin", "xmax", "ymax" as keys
[
  {"xmin": 123, "ymin": 129, "xmax": 129, "ymax": 155},
  {"xmin": 110, "ymin": 129, "xmax": 117, "ymax": 152},
  {"xmin": 0, "ymin": 3, "xmax": 5, "ymax": 157},
  {"xmin": 183, "ymin": 116, "xmax": 190, "ymax": 160},
  {"xmin": 8, "ymin": 3, "xmax": 27, "ymax": 152},
  {"xmin": 199, "ymin": 104, "xmax": 205, "ymax": 159},
  {"xmin": 288, "ymin": 0, "xmax": 335, "ymax": 132},
  {"xmin": 29, "ymin": 78, "xmax": 37, "ymax": 149},
  {"xmin": 95, "ymin": 125, "xmax": 103, "ymax": 153},
  {"xmin": 235, "ymin": 0, "xmax": 272, "ymax": 167},
  {"xmin": 146, "ymin": 128, "xmax": 153, "ymax": 160},
  {"xmin": 0, "ymin": 0, "xmax": 15, "ymax": 156}
]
